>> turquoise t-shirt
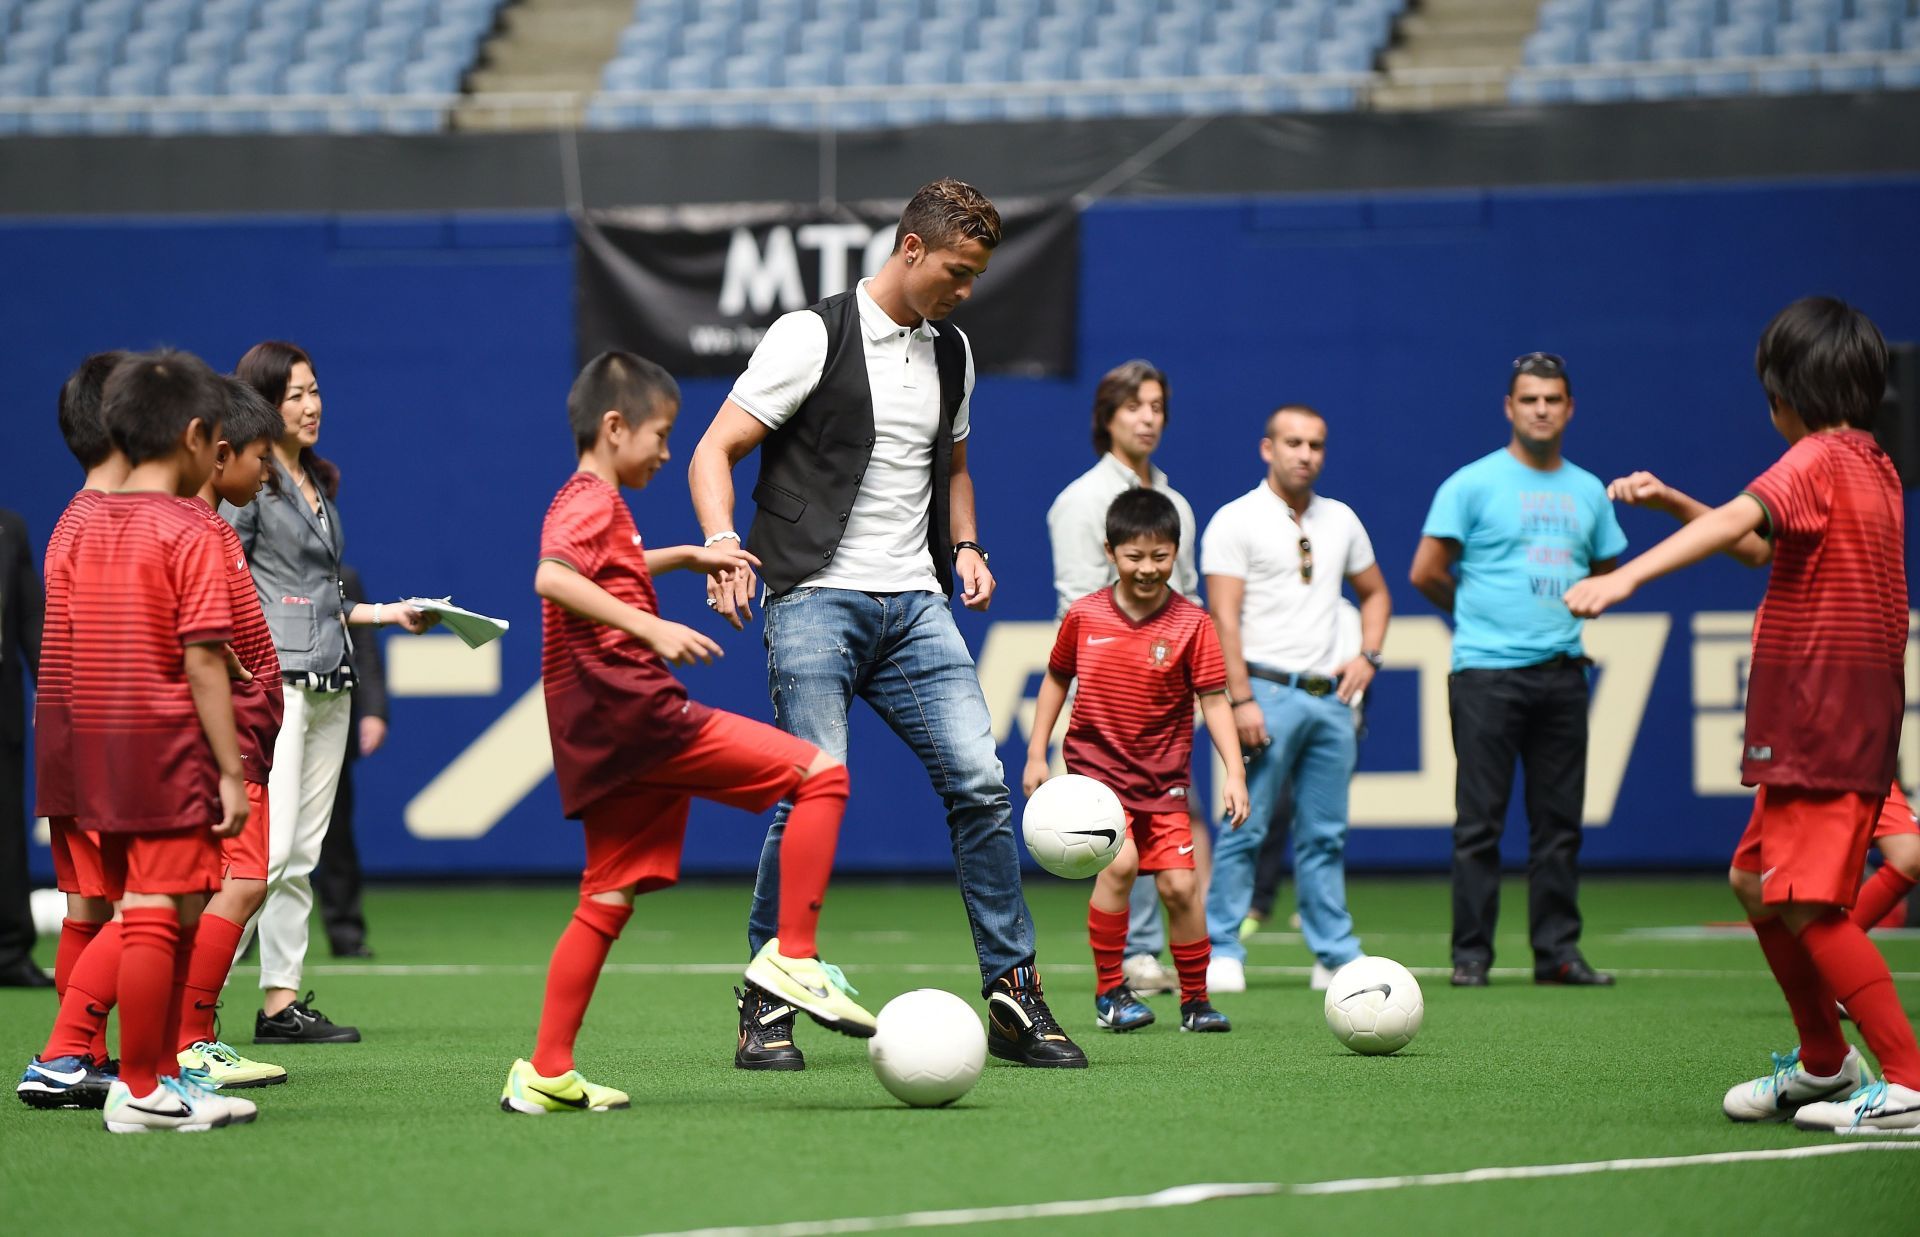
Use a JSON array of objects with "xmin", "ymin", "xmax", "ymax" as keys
[{"xmin": 1422, "ymin": 448, "xmax": 1628, "ymax": 671}]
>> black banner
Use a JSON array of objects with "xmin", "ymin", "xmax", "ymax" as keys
[{"xmin": 574, "ymin": 197, "xmax": 1078, "ymax": 378}]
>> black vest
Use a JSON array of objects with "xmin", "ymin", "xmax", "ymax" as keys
[{"xmin": 747, "ymin": 289, "xmax": 967, "ymax": 597}]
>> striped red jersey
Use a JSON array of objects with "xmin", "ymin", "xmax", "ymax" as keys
[
  {"xmin": 1049, "ymin": 588, "xmax": 1227, "ymax": 812},
  {"xmin": 32, "ymin": 489, "xmax": 104, "ymax": 818},
  {"xmin": 185, "ymin": 499, "xmax": 283, "ymax": 785},
  {"xmin": 1742, "ymin": 429, "xmax": 1907, "ymax": 792},
  {"xmin": 66, "ymin": 492, "xmax": 233, "ymax": 833},
  {"xmin": 540, "ymin": 473, "xmax": 711, "ymax": 818}
]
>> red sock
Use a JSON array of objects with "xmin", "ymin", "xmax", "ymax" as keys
[
  {"xmin": 1088, "ymin": 904, "xmax": 1128, "ymax": 992},
  {"xmin": 1852, "ymin": 865, "xmax": 1919, "ymax": 931},
  {"xmin": 160, "ymin": 921, "xmax": 197, "ymax": 1072},
  {"xmin": 1798, "ymin": 912, "xmax": 1920, "ymax": 1089},
  {"xmin": 1751, "ymin": 917, "xmax": 1849, "ymax": 1076},
  {"xmin": 177, "ymin": 913, "xmax": 243, "ymax": 1052},
  {"xmin": 53, "ymin": 917, "xmax": 103, "ymax": 1001},
  {"xmin": 775, "ymin": 765, "xmax": 849, "ymax": 959},
  {"xmin": 45, "ymin": 920, "xmax": 121, "ymax": 1061},
  {"xmin": 531, "ymin": 898, "xmax": 632, "ymax": 1077},
  {"xmin": 1171, "ymin": 937, "xmax": 1211, "ymax": 1005},
  {"xmin": 117, "ymin": 908, "xmax": 181, "ymax": 1097}
]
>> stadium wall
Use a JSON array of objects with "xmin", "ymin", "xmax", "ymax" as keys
[{"xmin": 4, "ymin": 173, "xmax": 1917, "ymax": 877}]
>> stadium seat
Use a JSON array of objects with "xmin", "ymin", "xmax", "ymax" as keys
[
  {"xmin": 1631, "ymin": 67, "xmax": 1695, "ymax": 95},
  {"xmin": 1816, "ymin": 61, "xmax": 1881, "ymax": 84},
  {"xmin": 1567, "ymin": 71, "xmax": 1633, "ymax": 98},
  {"xmin": 739, "ymin": 22, "xmax": 793, "ymax": 58},
  {"xmin": 0, "ymin": 62, "xmax": 46, "ymax": 97},
  {"xmin": 1660, "ymin": 0, "xmax": 1720, "ymax": 30},
  {"xmin": 1774, "ymin": 19, "xmax": 1836, "ymax": 52},
  {"xmin": 1754, "ymin": 64, "xmax": 1817, "ymax": 90},
  {"xmin": 4, "ymin": 28, "xmax": 66, "ymax": 66},
  {"xmin": 1509, "ymin": 73, "xmax": 1575, "ymax": 103},
  {"xmin": 1646, "ymin": 26, "xmax": 1705, "ymax": 57},
  {"xmin": 900, "ymin": 50, "xmax": 959, "ymax": 84},
  {"xmin": 1590, "ymin": 27, "xmax": 1649, "ymax": 60},
  {"xmin": 663, "ymin": 55, "xmax": 720, "ymax": 90},
  {"xmin": 1786, "ymin": 0, "xmax": 1846, "ymax": 20},
  {"xmin": 782, "ymin": 52, "xmax": 838, "ymax": 88},
  {"xmin": 1014, "ymin": 47, "xmax": 1072, "ymax": 81},
  {"xmin": 163, "ymin": 62, "xmax": 223, "ymax": 98},
  {"xmin": 60, "ymin": 28, "xmax": 120, "ymax": 65},
  {"xmin": 602, "ymin": 57, "xmax": 662, "ymax": 92},
  {"xmin": 342, "ymin": 59, "xmax": 405, "ymax": 96},
  {"xmin": 794, "ymin": 21, "xmax": 852, "ymax": 57},
  {"xmin": 1835, "ymin": 16, "xmax": 1898, "ymax": 46},
  {"xmin": 957, "ymin": 49, "xmax": 1015, "ymax": 82},
  {"xmin": 1133, "ymin": 45, "xmax": 1193, "ymax": 80},
  {"xmin": 1881, "ymin": 55, "xmax": 1920, "ymax": 84},
  {"xmin": 1600, "ymin": 0, "xmax": 1661, "ymax": 32},
  {"xmin": 100, "ymin": 61, "xmax": 164, "ymax": 97},
  {"xmin": 1710, "ymin": 21, "xmax": 1773, "ymax": 54},
  {"xmin": 1526, "ymin": 29, "xmax": 1588, "ymax": 64},
  {"xmin": 285, "ymin": 62, "xmax": 341, "ymax": 96}
]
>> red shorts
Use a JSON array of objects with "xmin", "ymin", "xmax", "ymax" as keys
[
  {"xmin": 220, "ymin": 782, "xmax": 270, "ymax": 882},
  {"xmin": 98, "ymin": 827, "xmax": 223, "ymax": 899},
  {"xmin": 1875, "ymin": 783, "xmax": 1918, "ymax": 840},
  {"xmin": 1731, "ymin": 786, "xmax": 1881, "ymax": 907},
  {"xmin": 580, "ymin": 711, "xmax": 820, "ymax": 896},
  {"xmin": 1129, "ymin": 809, "xmax": 1197, "ymax": 874},
  {"xmin": 49, "ymin": 816, "xmax": 111, "ymax": 900}
]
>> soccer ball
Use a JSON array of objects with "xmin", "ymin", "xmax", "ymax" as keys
[
  {"xmin": 868, "ymin": 988, "xmax": 987, "ymax": 1108},
  {"xmin": 1022, "ymin": 774, "xmax": 1126, "ymax": 879},
  {"xmin": 1323, "ymin": 956, "xmax": 1424, "ymax": 1056}
]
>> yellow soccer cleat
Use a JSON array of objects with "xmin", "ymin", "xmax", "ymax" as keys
[
  {"xmin": 499, "ymin": 1058, "xmax": 629, "ymax": 1115},
  {"xmin": 179, "ymin": 1041, "xmax": 287, "ymax": 1089},
  {"xmin": 743, "ymin": 939, "xmax": 877, "ymax": 1039}
]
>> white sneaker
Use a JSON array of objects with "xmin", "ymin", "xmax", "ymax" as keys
[
  {"xmin": 1309, "ymin": 962, "xmax": 1334, "ymax": 991},
  {"xmin": 1121, "ymin": 954, "xmax": 1176, "ymax": 995},
  {"xmin": 1207, "ymin": 956, "xmax": 1246, "ymax": 994},
  {"xmin": 175, "ymin": 1071, "xmax": 257, "ymax": 1125},
  {"xmin": 1723, "ymin": 1046, "xmax": 1870, "ymax": 1122},
  {"xmin": 1793, "ymin": 1079, "xmax": 1920, "ymax": 1134},
  {"xmin": 102, "ymin": 1077, "xmax": 235, "ymax": 1133}
]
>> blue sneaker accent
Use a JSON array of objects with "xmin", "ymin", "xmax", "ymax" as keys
[
  {"xmin": 1094, "ymin": 983, "xmax": 1156, "ymax": 1032},
  {"xmin": 18, "ymin": 1054, "xmax": 111, "ymax": 1110}
]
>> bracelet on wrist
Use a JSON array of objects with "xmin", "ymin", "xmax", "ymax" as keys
[
  {"xmin": 374, "ymin": 603, "xmax": 387, "ymax": 625},
  {"xmin": 704, "ymin": 530, "xmax": 741, "ymax": 547},
  {"xmin": 1229, "ymin": 696, "xmax": 1255, "ymax": 708}
]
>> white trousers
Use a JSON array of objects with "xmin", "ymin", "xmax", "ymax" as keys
[{"xmin": 257, "ymin": 684, "xmax": 352, "ymax": 992}]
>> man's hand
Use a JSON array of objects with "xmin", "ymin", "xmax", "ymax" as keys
[
  {"xmin": 1220, "ymin": 774, "xmax": 1250, "ymax": 828},
  {"xmin": 1565, "ymin": 573, "xmax": 1636, "ymax": 618},
  {"xmin": 213, "ymin": 771, "xmax": 249, "ymax": 838},
  {"xmin": 1607, "ymin": 471, "xmax": 1674, "ymax": 512},
  {"xmin": 359, "ymin": 715, "xmax": 388, "ymax": 758},
  {"xmin": 957, "ymin": 548, "xmax": 995, "ymax": 611},
  {"xmin": 686, "ymin": 542, "xmax": 761, "ymax": 578},
  {"xmin": 644, "ymin": 619, "xmax": 724, "ymax": 665},
  {"xmin": 1233, "ymin": 699, "xmax": 1270, "ymax": 753},
  {"xmin": 1021, "ymin": 754, "xmax": 1050, "ymax": 798},
  {"xmin": 1334, "ymin": 656, "xmax": 1375, "ymax": 705},
  {"xmin": 705, "ymin": 563, "xmax": 758, "ymax": 631}
]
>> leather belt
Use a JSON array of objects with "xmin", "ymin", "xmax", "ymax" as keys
[{"xmin": 1247, "ymin": 665, "xmax": 1341, "ymax": 697}]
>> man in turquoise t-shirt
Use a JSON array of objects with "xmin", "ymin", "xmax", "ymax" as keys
[{"xmin": 1410, "ymin": 353, "xmax": 1627, "ymax": 991}]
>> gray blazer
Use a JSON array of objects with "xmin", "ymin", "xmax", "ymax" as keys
[{"xmin": 221, "ymin": 457, "xmax": 352, "ymax": 677}]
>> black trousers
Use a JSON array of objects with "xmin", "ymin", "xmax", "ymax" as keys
[
  {"xmin": 313, "ymin": 749, "xmax": 367, "ymax": 953},
  {"xmin": 0, "ymin": 740, "xmax": 34, "ymax": 967},
  {"xmin": 1448, "ymin": 660, "xmax": 1590, "ymax": 969}
]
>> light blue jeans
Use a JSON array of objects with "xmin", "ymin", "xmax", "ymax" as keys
[
  {"xmin": 1205, "ymin": 675, "xmax": 1362, "ymax": 968},
  {"xmin": 745, "ymin": 588, "xmax": 1036, "ymax": 995}
]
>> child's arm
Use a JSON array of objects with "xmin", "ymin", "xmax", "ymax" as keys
[
  {"xmin": 643, "ymin": 541, "xmax": 760, "ymax": 578},
  {"xmin": 1565, "ymin": 494, "xmax": 1767, "ymax": 618},
  {"xmin": 184, "ymin": 642, "xmax": 249, "ymax": 839},
  {"xmin": 1608, "ymin": 471, "xmax": 1773, "ymax": 567},
  {"xmin": 1021, "ymin": 669, "xmax": 1071, "ymax": 797},
  {"xmin": 535, "ymin": 559, "xmax": 723, "ymax": 665},
  {"xmin": 1198, "ymin": 690, "xmax": 1249, "ymax": 827}
]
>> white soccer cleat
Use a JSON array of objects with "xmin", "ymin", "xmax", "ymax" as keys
[
  {"xmin": 174, "ymin": 1071, "xmax": 258, "ymax": 1126},
  {"xmin": 102, "ymin": 1077, "xmax": 238, "ymax": 1134},
  {"xmin": 1206, "ymin": 955, "xmax": 1246, "ymax": 994},
  {"xmin": 1309, "ymin": 961, "xmax": 1335, "ymax": 991},
  {"xmin": 1722, "ymin": 1046, "xmax": 1869, "ymax": 1122},
  {"xmin": 1793, "ymin": 1080, "xmax": 1920, "ymax": 1134},
  {"xmin": 1121, "ymin": 953, "xmax": 1176, "ymax": 995}
]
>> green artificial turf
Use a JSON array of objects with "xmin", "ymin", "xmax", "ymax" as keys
[{"xmin": 2, "ymin": 876, "xmax": 1916, "ymax": 1235}]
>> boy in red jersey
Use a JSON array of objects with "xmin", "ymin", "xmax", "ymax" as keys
[
  {"xmin": 1023, "ymin": 489, "xmax": 1249, "ymax": 1034},
  {"xmin": 501, "ymin": 351, "xmax": 873, "ymax": 1115},
  {"xmin": 69, "ymin": 349, "xmax": 257, "ymax": 1132},
  {"xmin": 1568, "ymin": 297, "xmax": 1920, "ymax": 1133}
]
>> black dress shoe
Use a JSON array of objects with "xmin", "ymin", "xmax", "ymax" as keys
[
  {"xmin": 330, "ymin": 941, "xmax": 375, "ymax": 959},
  {"xmin": 1536, "ymin": 958, "xmax": 1616, "ymax": 986},
  {"xmin": 0, "ymin": 958, "xmax": 54, "ymax": 988},
  {"xmin": 1450, "ymin": 960, "xmax": 1490, "ymax": 987}
]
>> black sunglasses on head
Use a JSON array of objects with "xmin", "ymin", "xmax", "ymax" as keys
[{"xmin": 1512, "ymin": 351, "xmax": 1568, "ymax": 376}]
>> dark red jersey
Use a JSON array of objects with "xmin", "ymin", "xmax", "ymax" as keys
[
  {"xmin": 186, "ymin": 500, "xmax": 283, "ymax": 785},
  {"xmin": 33, "ymin": 489, "xmax": 103, "ymax": 818}
]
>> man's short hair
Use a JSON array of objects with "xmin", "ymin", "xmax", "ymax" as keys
[
  {"xmin": 58, "ymin": 350, "xmax": 128, "ymax": 469},
  {"xmin": 1105, "ymin": 487, "xmax": 1181, "ymax": 550},
  {"xmin": 220, "ymin": 374, "xmax": 284, "ymax": 450},
  {"xmin": 568, "ymin": 350, "xmax": 680, "ymax": 453},
  {"xmin": 102, "ymin": 349, "xmax": 225, "ymax": 466},
  {"xmin": 1755, "ymin": 296, "xmax": 1888, "ymax": 431},
  {"xmin": 1265, "ymin": 403, "xmax": 1326, "ymax": 438},
  {"xmin": 1509, "ymin": 351, "xmax": 1573, "ymax": 397},
  {"xmin": 1090, "ymin": 359, "xmax": 1169, "ymax": 457},
  {"xmin": 894, "ymin": 178, "xmax": 1003, "ymax": 254}
]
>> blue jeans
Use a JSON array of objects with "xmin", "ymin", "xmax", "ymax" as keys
[
  {"xmin": 745, "ymin": 588, "xmax": 1036, "ymax": 995},
  {"xmin": 1206, "ymin": 675, "xmax": 1362, "ymax": 968}
]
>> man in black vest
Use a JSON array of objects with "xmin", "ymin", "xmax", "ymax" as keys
[
  {"xmin": 0, "ymin": 507, "xmax": 48, "ymax": 988},
  {"xmin": 690, "ymin": 179, "xmax": 1085, "ymax": 1071}
]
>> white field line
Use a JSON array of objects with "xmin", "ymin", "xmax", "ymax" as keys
[{"xmin": 627, "ymin": 1143, "xmax": 1920, "ymax": 1237}]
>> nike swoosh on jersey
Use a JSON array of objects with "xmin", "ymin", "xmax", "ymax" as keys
[{"xmin": 1087, "ymin": 636, "xmax": 1118, "ymax": 645}]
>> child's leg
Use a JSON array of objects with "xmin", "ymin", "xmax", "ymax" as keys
[
  {"xmin": 773, "ymin": 755, "xmax": 849, "ymax": 959},
  {"xmin": 178, "ymin": 878, "xmax": 263, "ymax": 1051},
  {"xmin": 532, "ymin": 887, "xmax": 635, "ymax": 1078},
  {"xmin": 49, "ymin": 820, "xmax": 112, "ymax": 1002},
  {"xmin": 1088, "ymin": 838, "xmax": 1140, "ymax": 993},
  {"xmin": 117, "ymin": 893, "xmax": 184, "ymax": 1097},
  {"xmin": 1785, "ymin": 900, "xmax": 1920, "ymax": 1088},
  {"xmin": 1852, "ymin": 833, "xmax": 1920, "ymax": 931},
  {"xmin": 1157, "ymin": 868, "xmax": 1211, "ymax": 1004},
  {"xmin": 1733, "ymin": 866, "xmax": 1850, "ymax": 1075},
  {"xmin": 44, "ymin": 912, "xmax": 121, "ymax": 1061}
]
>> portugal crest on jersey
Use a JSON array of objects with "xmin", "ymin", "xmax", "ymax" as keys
[{"xmin": 1148, "ymin": 638, "xmax": 1171, "ymax": 668}]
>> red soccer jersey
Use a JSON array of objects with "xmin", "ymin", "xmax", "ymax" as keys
[
  {"xmin": 540, "ymin": 473, "xmax": 711, "ymax": 818},
  {"xmin": 1049, "ymin": 588, "xmax": 1227, "ymax": 812},
  {"xmin": 33, "ymin": 489, "xmax": 105, "ymax": 819},
  {"xmin": 186, "ymin": 500, "xmax": 284, "ymax": 785},
  {"xmin": 1742, "ymin": 429, "xmax": 1907, "ymax": 792},
  {"xmin": 66, "ymin": 492, "xmax": 234, "ymax": 833}
]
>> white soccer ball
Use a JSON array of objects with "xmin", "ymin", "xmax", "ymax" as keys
[
  {"xmin": 30, "ymin": 887, "xmax": 65, "ymax": 938},
  {"xmin": 1323, "ymin": 956, "xmax": 1425, "ymax": 1056},
  {"xmin": 1022, "ymin": 773, "xmax": 1126, "ymax": 879},
  {"xmin": 868, "ymin": 988, "xmax": 987, "ymax": 1108}
]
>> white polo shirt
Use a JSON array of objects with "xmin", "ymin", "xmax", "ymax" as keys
[
  {"xmin": 1045, "ymin": 453, "xmax": 1200, "ymax": 618},
  {"xmin": 730, "ymin": 278, "xmax": 975, "ymax": 594},
  {"xmin": 1200, "ymin": 481, "xmax": 1375, "ymax": 677}
]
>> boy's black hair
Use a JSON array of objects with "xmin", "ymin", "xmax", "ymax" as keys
[
  {"xmin": 57, "ymin": 350, "xmax": 128, "ymax": 469},
  {"xmin": 568, "ymin": 350, "xmax": 680, "ymax": 453},
  {"xmin": 220, "ymin": 374, "xmax": 283, "ymax": 450},
  {"xmin": 1105, "ymin": 487, "xmax": 1181, "ymax": 550},
  {"xmin": 1755, "ymin": 296, "xmax": 1888, "ymax": 431},
  {"xmin": 101, "ymin": 349, "xmax": 225, "ymax": 466}
]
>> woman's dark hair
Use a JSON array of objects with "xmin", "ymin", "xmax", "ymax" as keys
[
  {"xmin": 1754, "ymin": 296, "xmax": 1888, "ymax": 431},
  {"xmin": 236, "ymin": 339, "xmax": 339, "ymax": 498},
  {"xmin": 1090, "ymin": 359, "xmax": 1169, "ymax": 457},
  {"xmin": 1104, "ymin": 487, "xmax": 1181, "ymax": 550}
]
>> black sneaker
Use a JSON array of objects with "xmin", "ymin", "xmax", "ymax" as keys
[
  {"xmin": 1451, "ymin": 960, "xmax": 1490, "ymax": 988},
  {"xmin": 734, "ymin": 984, "xmax": 805, "ymax": 1071},
  {"xmin": 253, "ymin": 991, "xmax": 360, "ymax": 1044},
  {"xmin": 1534, "ymin": 958, "xmax": 1615, "ymax": 987},
  {"xmin": 1179, "ymin": 999, "xmax": 1231, "ymax": 1033},
  {"xmin": 986, "ymin": 965, "xmax": 1088, "ymax": 1068}
]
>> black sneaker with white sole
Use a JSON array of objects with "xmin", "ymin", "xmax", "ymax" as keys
[
  {"xmin": 986, "ymin": 965, "xmax": 1088, "ymax": 1068},
  {"xmin": 734, "ymin": 984, "xmax": 805, "ymax": 1071},
  {"xmin": 253, "ymin": 991, "xmax": 360, "ymax": 1044}
]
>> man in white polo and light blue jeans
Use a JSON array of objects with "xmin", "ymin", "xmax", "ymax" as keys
[{"xmin": 1202, "ymin": 405, "xmax": 1391, "ymax": 993}]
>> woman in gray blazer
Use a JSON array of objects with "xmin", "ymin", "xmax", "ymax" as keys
[{"xmin": 225, "ymin": 341, "xmax": 434, "ymax": 1046}]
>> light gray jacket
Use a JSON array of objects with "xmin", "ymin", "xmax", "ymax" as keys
[{"xmin": 221, "ymin": 457, "xmax": 352, "ymax": 676}]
